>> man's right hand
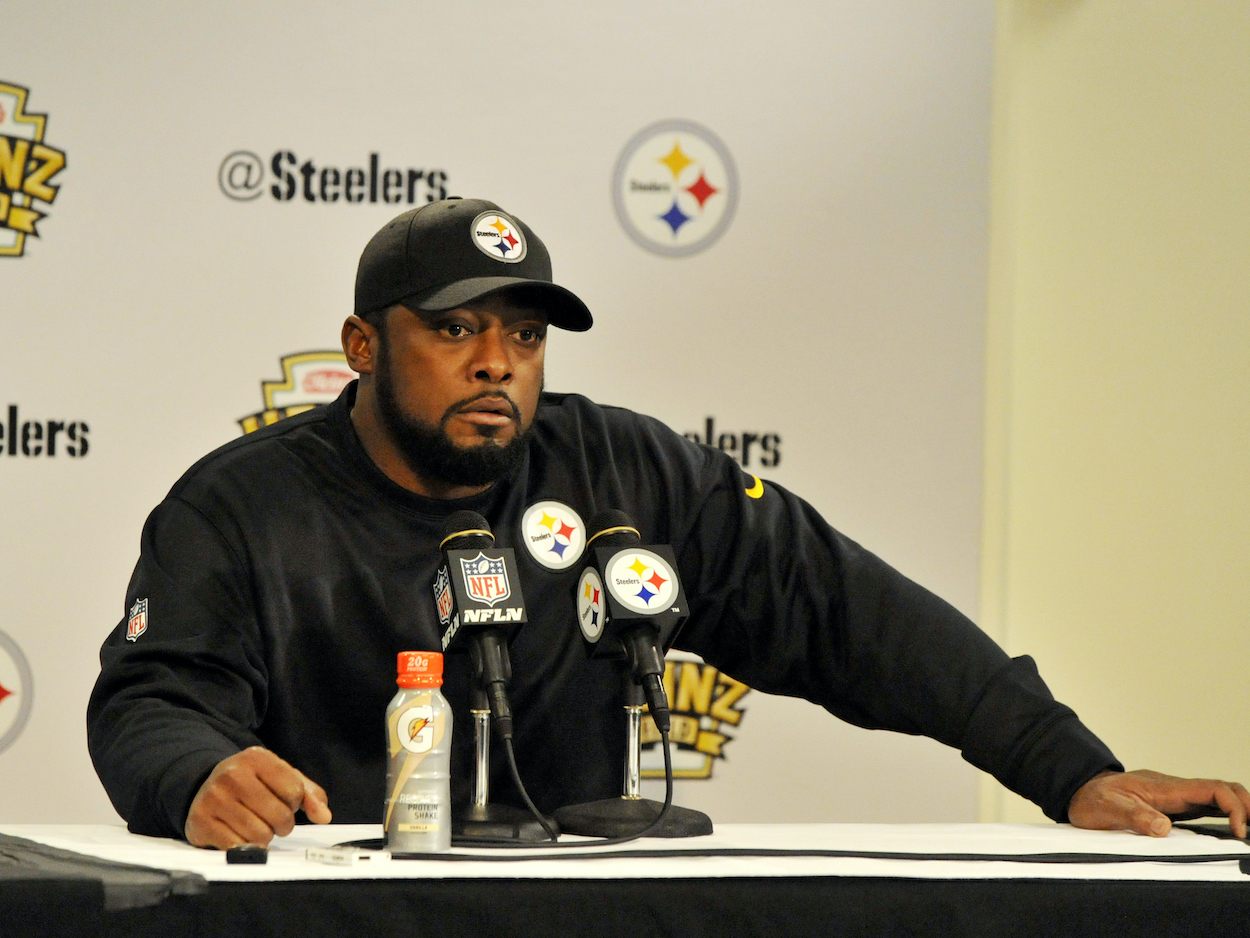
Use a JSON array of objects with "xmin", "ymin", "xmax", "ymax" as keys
[{"xmin": 184, "ymin": 746, "xmax": 332, "ymax": 849}]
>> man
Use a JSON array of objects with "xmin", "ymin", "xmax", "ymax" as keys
[{"xmin": 88, "ymin": 198, "xmax": 1249, "ymax": 849}]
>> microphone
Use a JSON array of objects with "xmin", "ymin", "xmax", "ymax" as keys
[
  {"xmin": 433, "ymin": 510, "xmax": 527, "ymax": 741},
  {"xmin": 575, "ymin": 510, "xmax": 688, "ymax": 733},
  {"xmin": 554, "ymin": 510, "xmax": 713, "ymax": 839}
]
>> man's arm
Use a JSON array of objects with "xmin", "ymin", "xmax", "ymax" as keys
[
  {"xmin": 653, "ymin": 439, "xmax": 1250, "ymax": 833},
  {"xmin": 663, "ymin": 447, "xmax": 1114, "ymax": 820},
  {"xmin": 88, "ymin": 496, "xmax": 329, "ymax": 839}
]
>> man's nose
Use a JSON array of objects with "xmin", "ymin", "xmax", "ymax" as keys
[{"xmin": 470, "ymin": 327, "xmax": 513, "ymax": 383}]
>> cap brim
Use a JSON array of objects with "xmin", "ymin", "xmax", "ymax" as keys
[{"xmin": 406, "ymin": 276, "xmax": 593, "ymax": 332}]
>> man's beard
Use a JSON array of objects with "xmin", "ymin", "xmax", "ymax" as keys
[{"xmin": 374, "ymin": 339, "xmax": 532, "ymax": 489}]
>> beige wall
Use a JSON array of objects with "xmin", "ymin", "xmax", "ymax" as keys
[{"xmin": 982, "ymin": 0, "xmax": 1250, "ymax": 821}]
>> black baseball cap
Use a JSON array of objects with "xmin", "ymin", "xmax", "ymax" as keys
[{"xmin": 354, "ymin": 198, "xmax": 593, "ymax": 331}]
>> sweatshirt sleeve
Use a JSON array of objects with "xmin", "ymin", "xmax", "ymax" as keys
[
  {"xmin": 668, "ymin": 443, "xmax": 1122, "ymax": 822},
  {"xmin": 87, "ymin": 496, "xmax": 268, "ymax": 838}
]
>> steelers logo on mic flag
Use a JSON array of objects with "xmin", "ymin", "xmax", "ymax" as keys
[
  {"xmin": 521, "ymin": 501, "xmax": 586, "ymax": 570},
  {"xmin": 576, "ymin": 568, "xmax": 606, "ymax": 642},
  {"xmin": 605, "ymin": 550, "xmax": 676, "ymax": 614}
]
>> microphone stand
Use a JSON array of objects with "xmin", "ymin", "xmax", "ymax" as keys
[
  {"xmin": 553, "ymin": 665, "xmax": 712, "ymax": 838},
  {"xmin": 453, "ymin": 684, "xmax": 555, "ymax": 841}
]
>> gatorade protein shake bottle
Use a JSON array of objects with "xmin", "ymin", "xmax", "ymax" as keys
[{"xmin": 384, "ymin": 651, "xmax": 452, "ymax": 852}]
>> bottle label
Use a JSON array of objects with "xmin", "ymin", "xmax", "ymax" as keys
[
  {"xmin": 396, "ymin": 705, "xmax": 434, "ymax": 754},
  {"xmin": 384, "ymin": 690, "xmax": 450, "ymax": 835},
  {"xmin": 397, "ymin": 823, "xmax": 437, "ymax": 833},
  {"xmin": 395, "ymin": 798, "xmax": 442, "ymax": 834}
]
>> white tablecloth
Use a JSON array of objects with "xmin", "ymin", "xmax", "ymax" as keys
[{"xmin": 3, "ymin": 822, "xmax": 1247, "ymax": 884}]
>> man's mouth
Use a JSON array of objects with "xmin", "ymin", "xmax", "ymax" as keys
[{"xmin": 449, "ymin": 395, "xmax": 521, "ymax": 429}]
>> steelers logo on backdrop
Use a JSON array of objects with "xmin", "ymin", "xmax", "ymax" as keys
[
  {"xmin": 576, "ymin": 568, "xmax": 606, "ymax": 642},
  {"xmin": 521, "ymin": 501, "xmax": 586, "ymax": 570},
  {"xmin": 0, "ymin": 629, "xmax": 34, "ymax": 755},
  {"xmin": 605, "ymin": 549, "xmax": 676, "ymax": 614},
  {"xmin": 612, "ymin": 119, "xmax": 738, "ymax": 257},
  {"xmin": 470, "ymin": 211, "xmax": 527, "ymax": 263}
]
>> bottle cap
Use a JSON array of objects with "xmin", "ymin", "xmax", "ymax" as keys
[{"xmin": 396, "ymin": 651, "xmax": 443, "ymax": 688}]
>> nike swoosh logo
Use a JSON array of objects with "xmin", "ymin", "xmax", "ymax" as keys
[{"xmin": 744, "ymin": 475, "xmax": 764, "ymax": 499}]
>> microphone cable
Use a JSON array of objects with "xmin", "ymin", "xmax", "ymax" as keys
[
  {"xmin": 443, "ymin": 724, "xmax": 676, "ymax": 850},
  {"xmin": 501, "ymin": 736, "xmax": 557, "ymax": 842}
]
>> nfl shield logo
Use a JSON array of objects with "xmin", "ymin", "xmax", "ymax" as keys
[
  {"xmin": 433, "ymin": 567, "xmax": 454, "ymax": 626},
  {"xmin": 459, "ymin": 553, "xmax": 511, "ymax": 607},
  {"xmin": 126, "ymin": 598, "xmax": 148, "ymax": 642}
]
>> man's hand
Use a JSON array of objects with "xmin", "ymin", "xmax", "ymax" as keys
[
  {"xmin": 1068, "ymin": 769, "xmax": 1250, "ymax": 838},
  {"xmin": 184, "ymin": 746, "xmax": 333, "ymax": 849}
]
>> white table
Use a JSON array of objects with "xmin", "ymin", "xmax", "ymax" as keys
[{"xmin": 3, "ymin": 823, "xmax": 1248, "ymax": 937}]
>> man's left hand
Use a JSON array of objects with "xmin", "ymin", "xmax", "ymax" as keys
[{"xmin": 1068, "ymin": 769, "xmax": 1250, "ymax": 838}]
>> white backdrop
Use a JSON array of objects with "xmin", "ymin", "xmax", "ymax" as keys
[{"xmin": 1, "ymin": 1, "xmax": 993, "ymax": 825}]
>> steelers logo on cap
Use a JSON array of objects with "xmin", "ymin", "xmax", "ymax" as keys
[{"xmin": 470, "ymin": 211, "xmax": 528, "ymax": 264}]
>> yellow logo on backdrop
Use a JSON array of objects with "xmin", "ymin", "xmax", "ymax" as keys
[
  {"xmin": 640, "ymin": 655, "xmax": 751, "ymax": 779},
  {"xmin": 239, "ymin": 352, "xmax": 356, "ymax": 433},
  {"xmin": 0, "ymin": 83, "xmax": 66, "ymax": 258}
]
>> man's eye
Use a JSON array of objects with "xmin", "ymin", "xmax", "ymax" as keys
[
  {"xmin": 516, "ymin": 329, "xmax": 543, "ymax": 343},
  {"xmin": 444, "ymin": 323, "xmax": 471, "ymax": 337}
]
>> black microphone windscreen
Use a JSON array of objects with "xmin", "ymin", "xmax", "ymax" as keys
[
  {"xmin": 586, "ymin": 509, "xmax": 641, "ymax": 551},
  {"xmin": 440, "ymin": 510, "xmax": 495, "ymax": 552}
]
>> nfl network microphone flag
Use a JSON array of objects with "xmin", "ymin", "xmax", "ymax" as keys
[{"xmin": 435, "ymin": 548, "xmax": 528, "ymax": 651}]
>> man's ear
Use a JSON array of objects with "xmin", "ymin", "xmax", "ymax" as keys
[{"xmin": 342, "ymin": 315, "xmax": 378, "ymax": 374}]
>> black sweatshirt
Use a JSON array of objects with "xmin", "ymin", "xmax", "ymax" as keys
[{"xmin": 87, "ymin": 383, "xmax": 1120, "ymax": 838}]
